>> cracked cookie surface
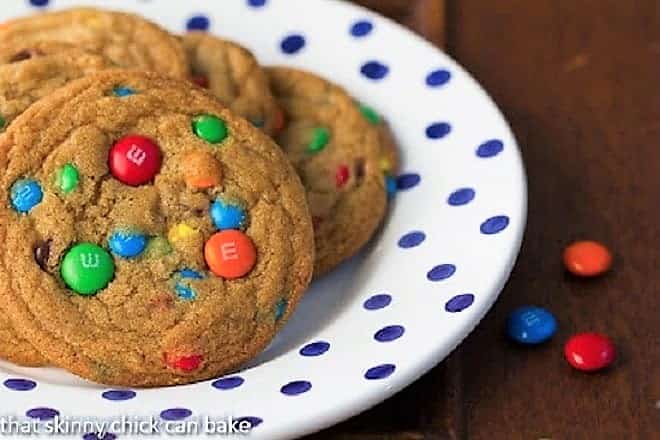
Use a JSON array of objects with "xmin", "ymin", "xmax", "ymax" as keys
[
  {"xmin": 267, "ymin": 67, "xmax": 387, "ymax": 276},
  {"xmin": 183, "ymin": 32, "xmax": 280, "ymax": 136},
  {"xmin": 0, "ymin": 7, "xmax": 188, "ymax": 78},
  {"xmin": 0, "ymin": 70, "xmax": 314, "ymax": 387}
]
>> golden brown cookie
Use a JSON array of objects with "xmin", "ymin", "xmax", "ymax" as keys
[
  {"xmin": 182, "ymin": 32, "xmax": 280, "ymax": 136},
  {"xmin": 0, "ymin": 41, "xmax": 111, "ymax": 132},
  {"xmin": 0, "ymin": 70, "xmax": 314, "ymax": 387},
  {"xmin": 267, "ymin": 67, "xmax": 387, "ymax": 276},
  {"xmin": 0, "ymin": 7, "xmax": 188, "ymax": 78}
]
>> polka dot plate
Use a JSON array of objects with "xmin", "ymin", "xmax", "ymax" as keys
[{"xmin": 0, "ymin": 1, "xmax": 526, "ymax": 439}]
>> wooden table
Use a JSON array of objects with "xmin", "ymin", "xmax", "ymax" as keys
[{"xmin": 313, "ymin": 1, "xmax": 660, "ymax": 438}]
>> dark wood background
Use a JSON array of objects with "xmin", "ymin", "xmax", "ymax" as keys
[{"xmin": 312, "ymin": 1, "xmax": 660, "ymax": 438}]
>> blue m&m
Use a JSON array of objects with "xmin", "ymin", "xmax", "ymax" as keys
[
  {"xmin": 507, "ymin": 306, "xmax": 557, "ymax": 344},
  {"xmin": 10, "ymin": 179, "xmax": 43, "ymax": 213},
  {"xmin": 173, "ymin": 268, "xmax": 205, "ymax": 301},
  {"xmin": 210, "ymin": 198, "xmax": 247, "ymax": 230},
  {"xmin": 108, "ymin": 230, "xmax": 147, "ymax": 258}
]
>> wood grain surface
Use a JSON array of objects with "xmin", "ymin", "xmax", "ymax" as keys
[{"xmin": 312, "ymin": 0, "xmax": 660, "ymax": 438}]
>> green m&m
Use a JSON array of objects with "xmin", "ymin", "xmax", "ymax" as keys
[
  {"xmin": 359, "ymin": 104, "xmax": 382, "ymax": 125},
  {"xmin": 56, "ymin": 163, "xmax": 79, "ymax": 194},
  {"xmin": 192, "ymin": 114, "xmax": 228, "ymax": 144},
  {"xmin": 0, "ymin": 115, "xmax": 5, "ymax": 131},
  {"xmin": 60, "ymin": 243, "xmax": 115, "ymax": 295},
  {"xmin": 308, "ymin": 127, "xmax": 330, "ymax": 153}
]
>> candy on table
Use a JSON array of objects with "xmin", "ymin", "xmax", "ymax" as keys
[
  {"xmin": 109, "ymin": 135, "xmax": 162, "ymax": 186},
  {"xmin": 506, "ymin": 306, "xmax": 557, "ymax": 344},
  {"xmin": 563, "ymin": 240, "xmax": 613, "ymax": 277},
  {"xmin": 60, "ymin": 243, "xmax": 115, "ymax": 295},
  {"xmin": 204, "ymin": 230, "xmax": 256, "ymax": 279},
  {"xmin": 564, "ymin": 332, "xmax": 616, "ymax": 372}
]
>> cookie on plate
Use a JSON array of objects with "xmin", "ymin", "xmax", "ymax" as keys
[
  {"xmin": 0, "ymin": 41, "xmax": 111, "ymax": 133},
  {"xmin": 183, "ymin": 32, "xmax": 281, "ymax": 136},
  {"xmin": 266, "ymin": 67, "xmax": 387, "ymax": 276},
  {"xmin": 0, "ymin": 70, "xmax": 314, "ymax": 387},
  {"xmin": 0, "ymin": 7, "xmax": 188, "ymax": 78}
]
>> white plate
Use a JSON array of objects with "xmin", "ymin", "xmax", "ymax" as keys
[{"xmin": 0, "ymin": 1, "xmax": 526, "ymax": 439}]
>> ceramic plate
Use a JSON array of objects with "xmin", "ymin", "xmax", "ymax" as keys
[{"xmin": 0, "ymin": 0, "xmax": 526, "ymax": 439}]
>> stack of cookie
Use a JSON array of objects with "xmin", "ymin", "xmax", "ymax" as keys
[{"xmin": 0, "ymin": 7, "xmax": 397, "ymax": 387}]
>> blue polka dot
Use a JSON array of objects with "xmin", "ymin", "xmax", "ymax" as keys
[
  {"xmin": 426, "ymin": 69, "xmax": 451, "ymax": 87},
  {"xmin": 83, "ymin": 433, "xmax": 116, "ymax": 440},
  {"xmin": 363, "ymin": 294, "xmax": 392, "ymax": 310},
  {"xmin": 480, "ymin": 215, "xmax": 510, "ymax": 234},
  {"xmin": 3, "ymin": 378, "xmax": 36, "ymax": 391},
  {"xmin": 247, "ymin": 0, "xmax": 267, "ymax": 7},
  {"xmin": 426, "ymin": 122, "xmax": 451, "ymax": 139},
  {"xmin": 361, "ymin": 61, "xmax": 389, "ymax": 80},
  {"xmin": 235, "ymin": 417, "xmax": 263, "ymax": 429},
  {"xmin": 29, "ymin": 0, "xmax": 49, "ymax": 7},
  {"xmin": 280, "ymin": 380, "xmax": 312, "ymax": 396},
  {"xmin": 427, "ymin": 264, "xmax": 456, "ymax": 281},
  {"xmin": 280, "ymin": 34, "xmax": 306, "ymax": 54},
  {"xmin": 396, "ymin": 173, "xmax": 420, "ymax": 190},
  {"xmin": 374, "ymin": 325, "xmax": 405, "ymax": 342},
  {"xmin": 101, "ymin": 390, "xmax": 136, "ymax": 401},
  {"xmin": 398, "ymin": 231, "xmax": 426, "ymax": 248},
  {"xmin": 160, "ymin": 408, "xmax": 192, "ymax": 421},
  {"xmin": 365, "ymin": 364, "xmax": 395, "ymax": 380},
  {"xmin": 186, "ymin": 15, "xmax": 210, "ymax": 31},
  {"xmin": 300, "ymin": 341, "xmax": 330, "ymax": 357},
  {"xmin": 445, "ymin": 294, "xmax": 475, "ymax": 312},
  {"xmin": 26, "ymin": 407, "xmax": 59, "ymax": 420},
  {"xmin": 350, "ymin": 20, "xmax": 373, "ymax": 37},
  {"xmin": 212, "ymin": 376, "xmax": 244, "ymax": 390},
  {"xmin": 476, "ymin": 139, "xmax": 504, "ymax": 158},
  {"xmin": 448, "ymin": 188, "xmax": 475, "ymax": 206}
]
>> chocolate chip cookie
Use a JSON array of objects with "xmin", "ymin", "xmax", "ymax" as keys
[
  {"xmin": 0, "ymin": 7, "xmax": 188, "ymax": 78},
  {"xmin": 0, "ymin": 70, "xmax": 314, "ymax": 387},
  {"xmin": 183, "ymin": 32, "xmax": 280, "ymax": 135},
  {"xmin": 266, "ymin": 67, "xmax": 387, "ymax": 276}
]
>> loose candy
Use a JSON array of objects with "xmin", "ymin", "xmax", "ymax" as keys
[
  {"xmin": 60, "ymin": 243, "xmax": 115, "ymax": 295},
  {"xmin": 204, "ymin": 230, "xmax": 256, "ymax": 279},
  {"xmin": 563, "ymin": 240, "xmax": 612, "ymax": 277},
  {"xmin": 193, "ymin": 114, "xmax": 227, "ymax": 144},
  {"xmin": 56, "ymin": 163, "xmax": 79, "ymax": 194},
  {"xmin": 506, "ymin": 306, "xmax": 557, "ymax": 344},
  {"xmin": 210, "ymin": 198, "xmax": 247, "ymax": 230},
  {"xmin": 183, "ymin": 151, "xmax": 222, "ymax": 189},
  {"xmin": 109, "ymin": 135, "xmax": 162, "ymax": 186},
  {"xmin": 108, "ymin": 230, "xmax": 147, "ymax": 258},
  {"xmin": 564, "ymin": 333, "xmax": 616, "ymax": 372},
  {"xmin": 10, "ymin": 179, "xmax": 43, "ymax": 213}
]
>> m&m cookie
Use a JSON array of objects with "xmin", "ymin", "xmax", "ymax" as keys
[
  {"xmin": 266, "ymin": 67, "xmax": 387, "ymax": 276},
  {"xmin": 182, "ymin": 32, "xmax": 281, "ymax": 136},
  {"xmin": 0, "ymin": 7, "xmax": 189, "ymax": 78},
  {"xmin": 0, "ymin": 70, "xmax": 313, "ymax": 387}
]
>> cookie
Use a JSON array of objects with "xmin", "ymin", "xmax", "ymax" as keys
[
  {"xmin": 0, "ymin": 41, "xmax": 111, "ymax": 132},
  {"xmin": 0, "ymin": 70, "xmax": 314, "ymax": 387},
  {"xmin": 0, "ymin": 7, "xmax": 188, "ymax": 78},
  {"xmin": 182, "ymin": 32, "xmax": 280, "ymax": 136},
  {"xmin": 266, "ymin": 67, "xmax": 387, "ymax": 276}
]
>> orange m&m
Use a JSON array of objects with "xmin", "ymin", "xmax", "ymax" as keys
[
  {"xmin": 563, "ymin": 240, "xmax": 612, "ymax": 277},
  {"xmin": 183, "ymin": 150, "xmax": 222, "ymax": 189},
  {"xmin": 204, "ymin": 230, "xmax": 256, "ymax": 279}
]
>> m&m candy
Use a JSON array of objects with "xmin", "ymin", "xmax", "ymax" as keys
[
  {"xmin": 109, "ymin": 135, "xmax": 162, "ymax": 186},
  {"xmin": 56, "ymin": 163, "xmax": 79, "ymax": 194},
  {"xmin": 563, "ymin": 240, "xmax": 612, "ymax": 277},
  {"xmin": 183, "ymin": 150, "xmax": 222, "ymax": 189},
  {"xmin": 60, "ymin": 243, "xmax": 115, "ymax": 295},
  {"xmin": 10, "ymin": 179, "xmax": 43, "ymax": 213},
  {"xmin": 308, "ymin": 127, "xmax": 330, "ymax": 153},
  {"xmin": 204, "ymin": 230, "xmax": 256, "ymax": 279},
  {"xmin": 173, "ymin": 268, "xmax": 205, "ymax": 301},
  {"xmin": 210, "ymin": 198, "xmax": 247, "ymax": 230},
  {"xmin": 108, "ymin": 230, "xmax": 147, "ymax": 258},
  {"xmin": 164, "ymin": 353, "xmax": 203, "ymax": 372},
  {"xmin": 385, "ymin": 175, "xmax": 397, "ymax": 199},
  {"xmin": 564, "ymin": 332, "xmax": 616, "ymax": 372},
  {"xmin": 506, "ymin": 306, "xmax": 557, "ymax": 344},
  {"xmin": 335, "ymin": 165, "xmax": 350, "ymax": 188},
  {"xmin": 192, "ymin": 114, "xmax": 227, "ymax": 144}
]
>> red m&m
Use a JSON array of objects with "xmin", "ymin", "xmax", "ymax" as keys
[
  {"xmin": 109, "ymin": 135, "xmax": 162, "ymax": 186},
  {"xmin": 564, "ymin": 333, "xmax": 616, "ymax": 372},
  {"xmin": 164, "ymin": 353, "xmax": 203, "ymax": 372}
]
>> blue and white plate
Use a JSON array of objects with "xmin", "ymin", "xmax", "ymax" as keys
[{"xmin": 0, "ymin": 1, "xmax": 526, "ymax": 439}]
